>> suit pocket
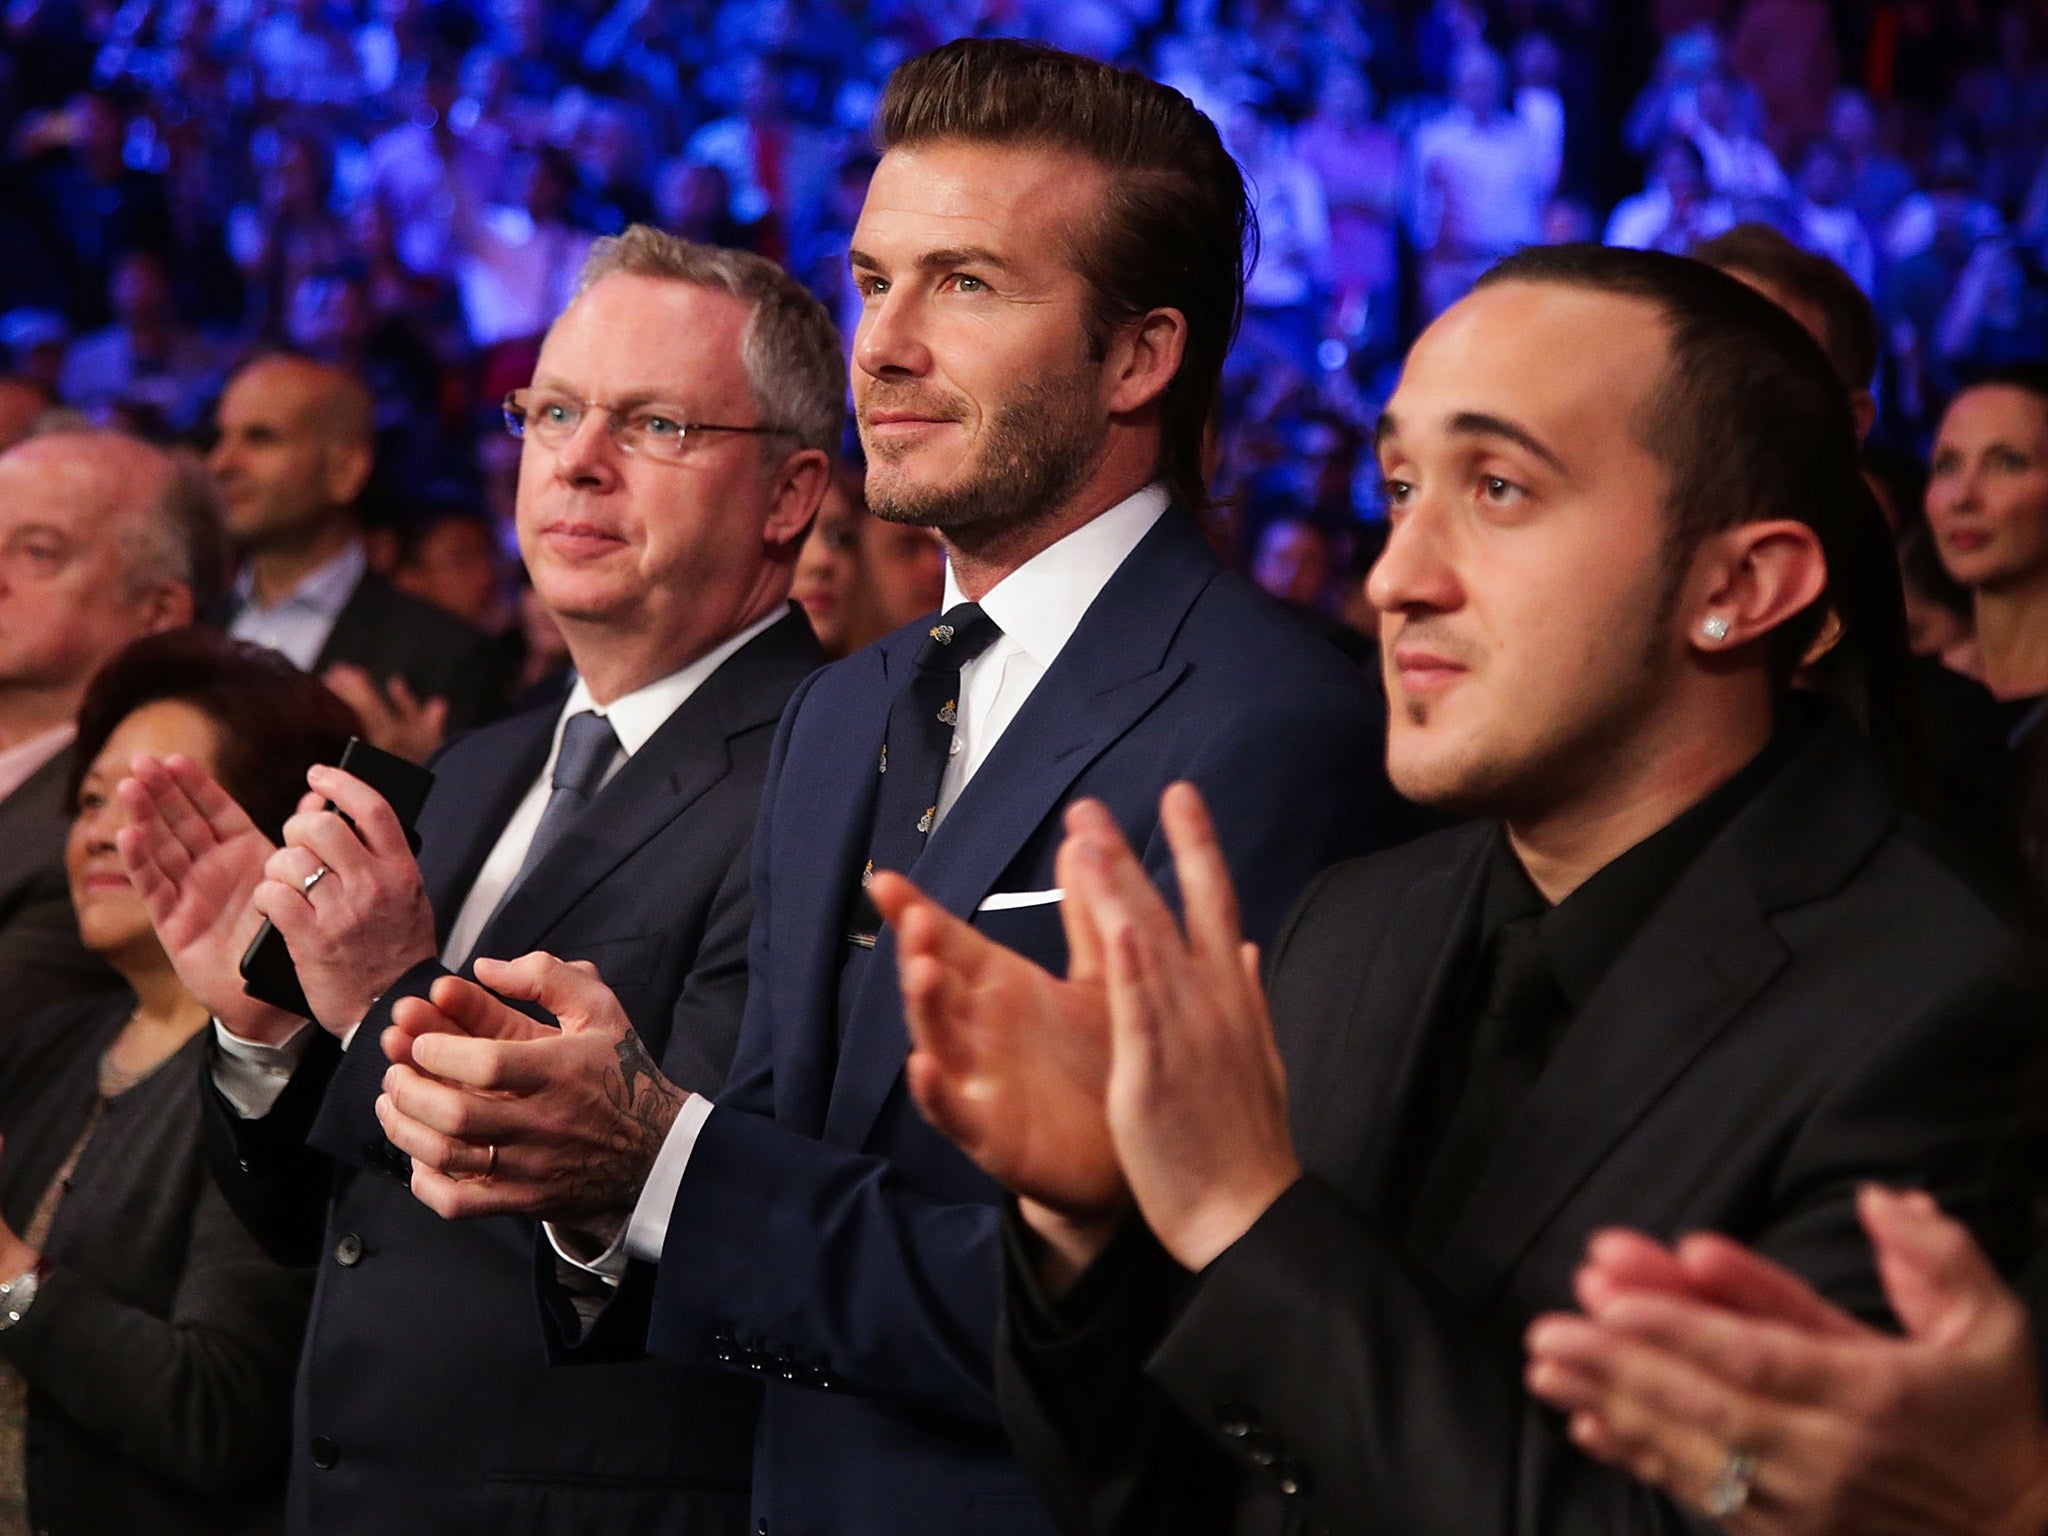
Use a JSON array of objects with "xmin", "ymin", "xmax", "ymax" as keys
[{"xmin": 972, "ymin": 901, "xmax": 1069, "ymax": 973}]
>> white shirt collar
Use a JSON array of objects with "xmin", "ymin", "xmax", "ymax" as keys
[
  {"xmin": 234, "ymin": 537, "xmax": 367, "ymax": 619},
  {"xmin": 557, "ymin": 605, "xmax": 787, "ymax": 757},
  {"xmin": 941, "ymin": 484, "xmax": 1169, "ymax": 667}
]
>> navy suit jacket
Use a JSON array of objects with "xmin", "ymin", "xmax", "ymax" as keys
[
  {"xmin": 200, "ymin": 608, "xmax": 823, "ymax": 1536},
  {"xmin": 644, "ymin": 509, "xmax": 1415, "ymax": 1536}
]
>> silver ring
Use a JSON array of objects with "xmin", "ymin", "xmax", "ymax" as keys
[
  {"xmin": 483, "ymin": 1143, "xmax": 498, "ymax": 1179},
  {"xmin": 299, "ymin": 865, "xmax": 329, "ymax": 894},
  {"xmin": 1704, "ymin": 1447, "xmax": 1758, "ymax": 1518}
]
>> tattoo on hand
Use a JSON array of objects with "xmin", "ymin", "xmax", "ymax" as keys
[{"xmin": 567, "ymin": 1029, "xmax": 684, "ymax": 1222}]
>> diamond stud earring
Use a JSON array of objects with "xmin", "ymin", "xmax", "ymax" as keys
[{"xmin": 1700, "ymin": 615, "xmax": 1731, "ymax": 641}]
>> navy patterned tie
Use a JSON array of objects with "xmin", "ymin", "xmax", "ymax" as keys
[{"xmin": 845, "ymin": 603, "xmax": 1003, "ymax": 945}]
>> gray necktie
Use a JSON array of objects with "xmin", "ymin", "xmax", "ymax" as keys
[{"xmin": 502, "ymin": 709, "xmax": 620, "ymax": 904}]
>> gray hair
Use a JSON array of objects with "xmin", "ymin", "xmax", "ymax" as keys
[
  {"xmin": 6, "ymin": 429, "xmax": 230, "ymax": 611},
  {"xmin": 121, "ymin": 447, "xmax": 230, "ymax": 612},
  {"xmin": 572, "ymin": 225, "xmax": 845, "ymax": 457}
]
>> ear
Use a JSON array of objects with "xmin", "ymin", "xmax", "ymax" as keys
[
  {"xmin": 322, "ymin": 436, "xmax": 375, "ymax": 508},
  {"xmin": 763, "ymin": 448, "xmax": 832, "ymax": 553},
  {"xmin": 1850, "ymin": 389, "xmax": 1878, "ymax": 449},
  {"xmin": 1102, "ymin": 307, "xmax": 1187, "ymax": 418},
  {"xmin": 1686, "ymin": 518, "xmax": 1829, "ymax": 655},
  {"xmin": 134, "ymin": 581, "xmax": 196, "ymax": 636}
]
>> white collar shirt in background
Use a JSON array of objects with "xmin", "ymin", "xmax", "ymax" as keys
[{"xmin": 228, "ymin": 537, "xmax": 367, "ymax": 672}]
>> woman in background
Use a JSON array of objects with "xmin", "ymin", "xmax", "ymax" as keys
[
  {"xmin": 793, "ymin": 465, "xmax": 945, "ymax": 658},
  {"xmin": 0, "ymin": 629, "xmax": 356, "ymax": 1536}
]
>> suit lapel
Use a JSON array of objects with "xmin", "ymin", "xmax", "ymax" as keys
[
  {"xmin": 0, "ymin": 747, "xmax": 72, "ymax": 887},
  {"xmin": 309, "ymin": 573, "xmax": 374, "ymax": 676},
  {"xmin": 821, "ymin": 509, "xmax": 1218, "ymax": 1148},
  {"xmin": 1288, "ymin": 829, "xmax": 1492, "ymax": 1220},
  {"xmin": 417, "ymin": 716, "xmax": 552, "ymax": 942},
  {"xmin": 770, "ymin": 644, "xmax": 891, "ymax": 1135},
  {"xmin": 467, "ymin": 615, "xmax": 811, "ymax": 962},
  {"xmin": 1429, "ymin": 711, "xmax": 1896, "ymax": 1305}
]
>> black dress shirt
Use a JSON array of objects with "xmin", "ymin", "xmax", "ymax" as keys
[{"xmin": 1398, "ymin": 722, "xmax": 1799, "ymax": 1254}]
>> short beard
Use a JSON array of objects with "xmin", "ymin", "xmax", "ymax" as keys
[{"xmin": 863, "ymin": 368, "xmax": 1104, "ymax": 541}]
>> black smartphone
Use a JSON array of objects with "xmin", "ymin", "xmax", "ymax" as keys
[{"xmin": 238, "ymin": 738, "xmax": 437, "ymax": 1019}]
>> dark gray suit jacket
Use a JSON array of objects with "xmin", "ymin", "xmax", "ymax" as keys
[
  {"xmin": 0, "ymin": 996, "xmax": 310, "ymax": 1536},
  {"xmin": 0, "ymin": 747, "xmax": 119, "ymax": 1029},
  {"xmin": 201, "ymin": 607, "xmax": 823, "ymax": 1535},
  {"xmin": 999, "ymin": 709, "xmax": 2048, "ymax": 1535},
  {"xmin": 308, "ymin": 571, "xmax": 511, "ymax": 734}
]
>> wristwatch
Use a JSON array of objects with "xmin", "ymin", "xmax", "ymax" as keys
[{"xmin": 0, "ymin": 1263, "xmax": 43, "ymax": 1330}]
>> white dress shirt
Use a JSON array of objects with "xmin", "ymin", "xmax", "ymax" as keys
[
  {"xmin": 614, "ymin": 485, "xmax": 1169, "ymax": 1269},
  {"xmin": 213, "ymin": 607, "xmax": 789, "ymax": 1119},
  {"xmin": 228, "ymin": 539, "xmax": 367, "ymax": 672}
]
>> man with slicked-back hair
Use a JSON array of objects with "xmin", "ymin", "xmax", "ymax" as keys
[{"xmin": 374, "ymin": 38, "xmax": 1410, "ymax": 1536}]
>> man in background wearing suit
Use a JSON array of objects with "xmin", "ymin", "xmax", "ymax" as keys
[
  {"xmin": 375, "ymin": 39, "xmax": 1409, "ymax": 1536},
  {"xmin": 0, "ymin": 428, "xmax": 222, "ymax": 1026},
  {"xmin": 212, "ymin": 353, "xmax": 507, "ymax": 758},
  {"xmin": 881, "ymin": 244, "xmax": 2048, "ymax": 1533},
  {"xmin": 117, "ymin": 228, "xmax": 838, "ymax": 1533}
]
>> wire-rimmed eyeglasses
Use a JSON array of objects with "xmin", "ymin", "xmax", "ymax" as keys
[{"xmin": 502, "ymin": 389, "xmax": 798, "ymax": 461}]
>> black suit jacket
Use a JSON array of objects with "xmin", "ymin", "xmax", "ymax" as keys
[
  {"xmin": 200, "ymin": 608, "xmax": 823, "ymax": 1536},
  {"xmin": 999, "ymin": 710, "xmax": 2048, "ymax": 1535},
  {"xmin": 309, "ymin": 571, "xmax": 510, "ymax": 734},
  {"xmin": 0, "ymin": 747, "xmax": 119, "ymax": 1029},
  {"xmin": 0, "ymin": 997, "xmax": 309, "ymax": 1536}
]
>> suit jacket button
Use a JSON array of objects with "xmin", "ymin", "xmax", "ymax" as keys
[
  {"xmin": 1243, "ymin": 1431, "xmax": 1280, "ymax": 1468},
  {"xmin": 1216, "ymin": 1404, "xmax": 1258, "ymax": 1440},
  {"xmin": 1273, "ymin": 1461, "xmax": 1311, "ymax": 1496},
  {"xmin": 756, "ymin": 1522, "xmax": 768, "ymax": 1535},
  {"xmin": 333, "ymin": 1233, "xmax": 365, "ymax": 1267},
  {"xmin": 309, "ymin": 1436, "xmax": 340, "ymax": 1469}
]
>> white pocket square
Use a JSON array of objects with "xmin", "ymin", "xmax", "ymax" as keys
[{"xmin": 976, "ymin": 888, "xmax": 1065, "ymax": 912}]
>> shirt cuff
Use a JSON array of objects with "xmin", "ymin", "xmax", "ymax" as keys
[
  {"xmin": 624, "ymin": 1093, "xmax": 712, "ymax": 1265},
  {"xmin": 211, "ymin": 1017, "xmax": 317, "ymax": 1119},
  {"xmin": 544, "ymin": 1222, "xmax": 628, "ymax": 1281}
]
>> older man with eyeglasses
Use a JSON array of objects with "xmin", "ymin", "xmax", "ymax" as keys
[{"xmin": 112, "ymin": 227, "xmax": 838, "ymax": 1534}]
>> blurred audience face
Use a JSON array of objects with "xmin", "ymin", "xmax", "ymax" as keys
[
  {"xmin": 0, "ymin": 433, "xmax": 189, "ymax": 700},
  {"xmin": 1316, "ymin": 66, "xmax": 1371, "ymax": 125},
  {"xmin": 1366, "ymin": 282, "xmax": 1688, "ymax": 813},
  {"xmin": 1654, "ymin": 138, "xmax": 1708, "ymax": 206},
  {"xmin": 791, "ymin": 477, "xmax": 867, "ymax": 655},
  {"xmin": 110, "ymin": 252, "xmax": 173, "ymax": 329},
  {"xmin": 514, "ymin": 272, "xmax": 812, "ymax": 676},
  {"xmin": 1452, "ymin": 47, "xmax": 1506, "ymax": 120},
  {"xmin": 67, "ymin": 698, "xmax": 218, "ymax": 967},
  {"xmin": 1925, "ymin": 385, "xmax": 2048, "ymax": 595},
  {"xmin": 850, "ymin": 142, "xmax": 1114, "ymax": 535},
  {"xmin": 0, "ymin": 379, "xmax": 45, "ymax": 451},
  {"xmin": 1797, "ymin": 142, "xmax": 1850, "ymax": 209},
  {"xmin": 208, "ymin": 356, "xmax": 373, "ymax": 553},
  {"xmin": 860, "ymin": 514, "xmax": 946, "ymax": 627},
  {"xmin": 393, "ymin": 512, "xmax": 509, "ymax": 632},
  {"xmin": 1828, "ymin": 90, "xmax": 1876, "ymax": 155},
  {"xmin": 1253, "ymin": 518, "xmax": 1333, "ymax": 607}
]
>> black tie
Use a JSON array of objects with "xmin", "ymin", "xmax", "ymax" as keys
[
  {"xmin": 499, "ymin": 709, "xmax": 620, "ymax": 909},
  {"xmin": 1405, "ymin": 913, "xmax": 1562, "ymax": 1254},
  {"xmin": 845, "ymin": 602, "xmax": 1003, "ymax": 946}
]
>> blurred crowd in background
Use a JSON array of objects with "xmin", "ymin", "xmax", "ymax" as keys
[{"xmin": 0, "ymin": 0, "xmax": 2043, "ymax": 638}]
